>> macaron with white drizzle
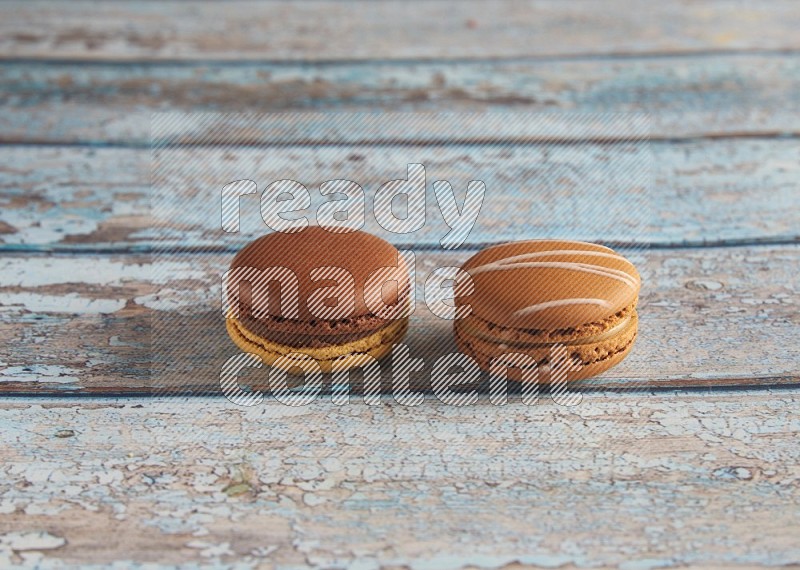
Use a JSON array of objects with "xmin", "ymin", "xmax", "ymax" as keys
[{"xmin": 454, "ymin": 240, "xmax": 641, "ymax": 381}]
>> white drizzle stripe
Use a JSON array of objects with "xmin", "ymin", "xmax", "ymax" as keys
[
  {"xmin": 482, "ymin": 239, "xmax": 617, "ymax": 255},
  {"xmin": 488, "ymin": 250, "xmax": 636, "ymax": 271},
  {"xmin": 468, "ymin": 261, "xmax": 639, "ymax": 289},
  {"xmin": 512, "ymin": 298, "xmax": 614, "ymax": 318}
]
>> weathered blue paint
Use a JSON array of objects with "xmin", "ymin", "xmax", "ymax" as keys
[{"xmin": 1, "ymin": 54, "xmax": 800, "ymax": 144}]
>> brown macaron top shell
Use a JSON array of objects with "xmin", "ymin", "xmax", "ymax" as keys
[
  {"xmin": 228, "ymin": 227, "xmax": 408, "ymax": 336},
  {"xmin": 456, "ymin": 240, "xmax": 641, "ymax": 330}
]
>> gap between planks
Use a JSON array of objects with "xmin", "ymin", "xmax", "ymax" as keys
[
  {"xmin": 5, "ymin": 47, "xmax": 800, "ymax": 67},
  {"xmin": 2, "ymin": 237, "xmax": 800, "ymax": 256},
  {"xmin": 5, "ymin": 132, "xmax": 800, "ymax": 150}
]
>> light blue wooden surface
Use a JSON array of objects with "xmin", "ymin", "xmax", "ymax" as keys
[
  {"xmin": 1, "ymin": 2, "xmax": 799, "ymax": 567},
  {"xmin": 4, "ymin": 1, "xmax": 800, "ymax": 62}
]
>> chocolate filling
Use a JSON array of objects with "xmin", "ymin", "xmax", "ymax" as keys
[
  {"xmin": 455, "ymin": 325, "xmax": 637, "ymax": 368},
  {"xmin": 237, "ymin": 314, "xmax": 398, "ymax": 348},
  {"xmin": 462, "ymin": 303, "xmax": 637, "ymax": 345},
  {"xmin": 233, "ymin": 289, "xmax": 410, "ymax": 343}
]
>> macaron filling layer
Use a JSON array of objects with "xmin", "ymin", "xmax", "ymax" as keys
[
  {"xmin": 455, "ymin": 309, "xmax": 638, "ymax": 369},
  {"xmin": 236, "ymin": 313, "xmax": 395, "ymax": 348},
  {"xmin": 227, "ymin": 316, "xmax": 409, "ymax": 366},
  {"xmin": 456, "ymin": 304, "xmax": 636, "ymax": 348},
  {"xmin": 232, "ymin": 286, "xmax": 412, "ymax": 347}
]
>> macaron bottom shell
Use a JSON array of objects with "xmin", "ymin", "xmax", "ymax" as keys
[
  {"xmin": 454, "ymin": 309, "xmax": 638, "ymax": 382},
  {"xmin": 226, "ymin": 316, "xmax": 408, "ymax": 374}
]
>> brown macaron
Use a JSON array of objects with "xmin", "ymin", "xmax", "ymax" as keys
[
  {"xmin": 454, "ymin": 240, "xmax": 641, "ymax": 381},
  {"xmin": 225, "ymin": 227, "xmax": 411, "ymax": 373}
]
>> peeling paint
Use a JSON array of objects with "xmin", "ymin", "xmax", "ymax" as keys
[
  {"xmin": 0, "ymin": 292, "xmax": 126, "ymax": 314},
  {"xmin": 1, "ymin": 392, "xmax": 799, "ymax": 567},
  {"xmin": 0, "ymin": 258, "xmax": 206, "ymax": 288},
  {"xmin": 0, "ymin": 365, "xmax": 80, "ymax": 384}
]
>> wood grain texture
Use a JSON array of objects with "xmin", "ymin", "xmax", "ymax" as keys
[
  {"xmin": 1, "ymin": 245, "xmax": 797, "ymax": 394},
  {"xmin": 2, "ymin": 139, "xmax": 798, "ymax": 251},
  {"xmin": 2, "ymin": 390, "xmax": 799, "ymax": 567},
  {"xmin": 3, "ymin": 0, "xmax": 800, "ymax": 62},
  {"xmin": 2, "ymin": 54, "xmax": 800, "ymax": 144}
]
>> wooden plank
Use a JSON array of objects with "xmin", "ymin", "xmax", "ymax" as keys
[
  {"xmin": 2, "ymin": 139, "xmax": 798, "ymax": 251},
  {"xmin": 3, "ymin": 54, "xmax": 800, "ymax": 144},
  {"xmin": 3, "ymin": 1, "xmax": 800, "ymax": 62},
  {"xmin": 0, "ymin": 146, "xmax": 148, "ymax": 250},
  {"xmin": 1, "ymin": 245, "xmax": 797, "ymax": 395},
  {"xmin": 1, "ymin": 389, "xmax": 799, "ymax": 567}
]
